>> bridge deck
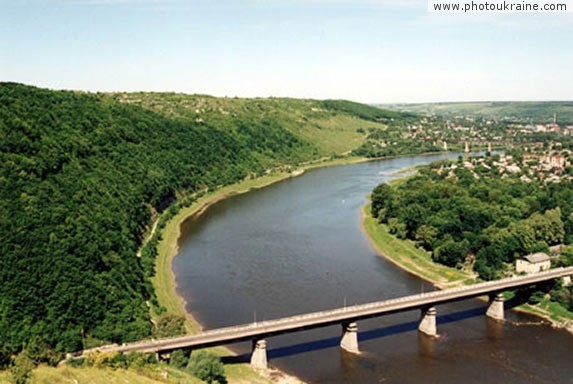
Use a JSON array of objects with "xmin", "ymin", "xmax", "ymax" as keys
[{"xmin": 85, "ymin": 267, "xmax": 573, "ymax": 354}]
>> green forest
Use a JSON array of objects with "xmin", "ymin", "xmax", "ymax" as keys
[
  {"xmin": 370, "ymin": 153, "xmax": 573, "ymax": 311},
  {"xmin": 0, "ymin": 83, "xmax": 424, "ymax": 361}
]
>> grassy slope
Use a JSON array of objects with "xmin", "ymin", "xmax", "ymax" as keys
[
  {"xmin": 0, "ymin": 363, "xmax": 281, "ymax": 384},
  {"xmin": 0, "ymin": 365, "xmax": 195, "ymax": 384},
  {"xmin": 109, "ymin": 93, "xmax": 388, "ymax": 155}
]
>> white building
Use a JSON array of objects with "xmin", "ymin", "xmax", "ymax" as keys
[{"xmin": 516, "ymin": 253, "xmax": 551, "ymax": 274}]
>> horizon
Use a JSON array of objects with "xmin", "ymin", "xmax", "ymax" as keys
[
  {"xmin": 5, "ymin": 81, "xmax": 573, "ymax": 105},
  {"xmin": 2, "ymin": 0, "xmax": 573, "ymax": 103}
]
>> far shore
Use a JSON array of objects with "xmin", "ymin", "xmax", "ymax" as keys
[{"xmin": 361, "ymin": 203, "xmax": 573, "ymax": 335}]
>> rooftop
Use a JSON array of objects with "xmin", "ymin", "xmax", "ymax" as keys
[{"xmin": 524, "ymin": 252, "xmax": 550, "ymax": 264}]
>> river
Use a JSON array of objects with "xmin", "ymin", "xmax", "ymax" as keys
[{"xmin": 174, "ymin": 154, "xmax": 573, "ymax": 383}]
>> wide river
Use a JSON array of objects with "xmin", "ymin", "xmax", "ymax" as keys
[{"xmin": 174, "ymin": 154, "xmax": 573, "ymax": 383}]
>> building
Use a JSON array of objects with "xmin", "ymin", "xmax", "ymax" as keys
[
  {"xmin": 542, "ymin": 154, "xmax": 566, "ymax": 169},
  {"xmin": 516, "ymin": 252, "xmax": 551, "ymax": 274}
]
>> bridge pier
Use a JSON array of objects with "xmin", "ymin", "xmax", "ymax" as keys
[
  {"xmin": 486, "ymin": 292, "xmax": 504, "ymax": 321},
  {"xmin": 340, "ymin": 322, "xmax": 359, "ymax": 353},
  {"xmin": 250, "ymin": 338, "xmax": 268, "ymax": 369},
  {"xmin": 155, "ymin": 350, "xmax": 171, "ymax": 362},
  {"xmin": 418, "ymin": 307, "xmax": 437, "ymax": 337}
]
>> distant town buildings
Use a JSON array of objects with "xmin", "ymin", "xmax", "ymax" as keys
[{"xmin": 542, "ymin": 153, "xmax": 566, "ymax": 169}]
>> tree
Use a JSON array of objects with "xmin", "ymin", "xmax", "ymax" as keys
[
  {"xmin": 433, "ymin": 239, "xmax": 470, "ymax": 268},
  {"xmin": 26, "ymin": 337, "xmax": 60, "ymax": 366},
  {"xmin": 387, "ymin": 218, "xmax": 407, "ymax": 239},
  {"xmin": 371, "ymin": 183, "xmax": 393, "ymax": 220},
  {"xmin": 187, "ymin": 351, "xmax": 225, "ymax": 384},
  {"xmin": 474, "ymin": 246, "xmax": 503, "ymax": 280},
  {"xmin": 398, "ymin": 203, "xmax": 427, "ymax": 236},
  {"xmin": 154, "ymin": 314, "xmax": 186, "ymax": 338},
  {"xmin": 415, "ymin": 225, "xmax": 438, "ymax": 249},
  {"xmin": 170, "ymin": 349, "xmax": 189, "ymax": 369},
  {"xmin": 559, "ymin": 246, "xmax": 573, "ymax": 267}
]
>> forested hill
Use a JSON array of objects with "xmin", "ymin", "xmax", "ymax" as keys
[{"xmin": 0, "ymin": 83, "xmax": 405, "ymax": 355}]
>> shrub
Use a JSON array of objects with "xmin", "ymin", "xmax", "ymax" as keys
[
  {"xmin": 9, "ymin": 351, "xmax": 35, "ymax": 384},
  {"xmin": 528, "ymin": 291, "xmax": 545, "ymax": 305},
  {"xmin": 170, "ymin": 349, "xmax": 189, "ymax": 369},
  {"xmin": 187, "ymin": 351, "xmax": 225, "ymax": 384},
  {"xmin": 154, "ymin": 314, "xmax": 186, "ymax": 338}
]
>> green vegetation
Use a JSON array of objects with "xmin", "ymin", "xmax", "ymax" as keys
[
  {"xmin": 368, "ymin": 152, "xmax": 573, "ymax": 315},
  {"xmin": 9, "ymin": 352, "xmax": 34, "ymax": 384},
  {"xmin": 108, "ymin": 92, "xmax": 392, "ymax": 156},
  {"xmin": 186, "ymin": 351, "xmax": 225, "ymax": 384},
  {"xmin": 1, "ymin": 83, "xmax": 424, "ymax": 359},
  {"xmin": 386, "ymin": 101, "xmax": 573, "ymax": 124},
  {"xmin": 362, "ymin": 204, "xmax": 473, "ymax": 287},
  {"xmin": 352, "ymin": 127, "xmax": 442, "ymax": 158}
]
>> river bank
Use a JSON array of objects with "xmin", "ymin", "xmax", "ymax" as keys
[
  {"xmin": 153, "ymin": 151, "xmax": 573, "ymax": 384},
  {"xmin": 150, "ymin": 151, "xmax": 466, "ymax": 383},
  {"xmin": 361, "ymin": 203, "xmax": 573, "ymax": 334},
  {"xmin": 152, "ymin": 152, "xmax": 444, "ymax": 332},
  {"xmin": 152, "ymin": 156, "xmax": 374, "ymax": 331},
  {"xmin": 151, "ymin": 155, "xmax": 379, "ymax": 383}
]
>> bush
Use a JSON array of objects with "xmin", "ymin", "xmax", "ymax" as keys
[
  {"xmin": 0, "ymin": 343, "xmax": 13, "ymax": 369},
  {"xmin": 187, "ymin": 351, "xmax": 225, "ymax": 384},
  {"xmin": 528, "ymin": 291, "xmax": 545, "ymax": 305},
  {"xmin": 84, "ymin": 351, "xmax": 157, "ymax": 369},
  {"xmin": 26, "ymin": 337, "xmax": 61, "ymax": 366},
  {"xmin": 170, "ymin": 349, "xmax": 189, "ymax": 369},
  {"xmin": 9, "ymin": 351, "xmax": 35, "ymax": 384},
  {"xmin": 154, "ymin": 314, "xmax": 187, "ymax": 338}
]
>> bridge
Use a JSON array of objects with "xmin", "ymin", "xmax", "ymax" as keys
[{"xmin": 84, "ymin": 267, "xmax": 573, "ymax": 369}]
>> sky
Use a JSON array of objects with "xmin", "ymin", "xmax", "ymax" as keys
[{"xmin": 1, "ymin": 0, "xmax": 572, "ymax": 103}]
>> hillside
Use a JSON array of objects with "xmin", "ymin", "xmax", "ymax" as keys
[
  {"xmin": 106, "ymin": 93, "xmax": 392, "ymax": 155},
  {"xmin": 0, "ymin": 83, "xmax": 419, "ymax": 357},
  {"xmin": 384, "ymin": 101, "xmax": 573, "ymax": 124}
]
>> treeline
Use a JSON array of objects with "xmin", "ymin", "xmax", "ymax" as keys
[
  {"xmin": 0, "ymin": 83, "xmax": 328, "ymax": 356},
  {"xmin": 370, "ymin": 156, "xmax": 573, "ymax": 281},
  {"xmin": 320, "ymin": 99, "xmax": 417, "ymax": 122},
  {"xmin": 352, "ymin": 127, "xmax": 442, "ymax": 158}
]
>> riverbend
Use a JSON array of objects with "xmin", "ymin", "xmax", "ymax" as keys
[{"xmin": 174, "ymin": 153, "xmax": 573, "ymax": 383}]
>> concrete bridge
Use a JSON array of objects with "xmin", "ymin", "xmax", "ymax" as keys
[{"xmin": 84, "ymin": 267, "xmax": 573, "ymax": 369}]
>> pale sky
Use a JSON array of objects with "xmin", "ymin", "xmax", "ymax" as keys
[{"xmin": 1, "ymin": 0, "xmax": 572, "ymax": 102}]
